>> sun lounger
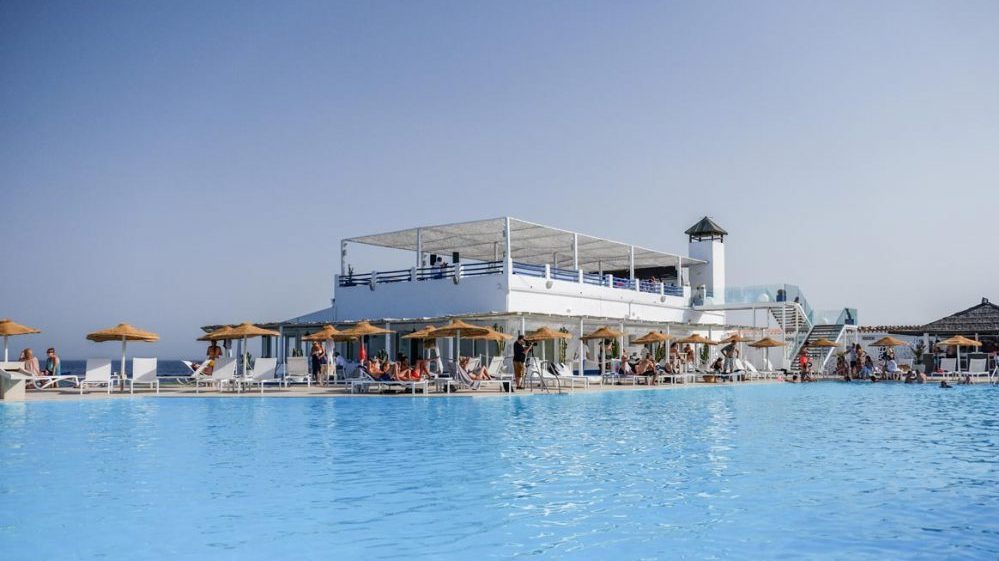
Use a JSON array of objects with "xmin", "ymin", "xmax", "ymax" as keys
[
  {"xmin": 349, "ymin": 366, "xmax": 428, "ymax": 395},
  {"xmin": 196, "ymin": 357, "xmax": 237, "ymax": 392},
  {"xmin": 283, "ymin": 357, "xmax": 312, "ymax": 387},
  {"xmin": 485, "ymin": 356, "xmax": 513, "ymax": 380},
  {"xmin": 129, "ymin": 358, "xmax": 159, "ymax": 394},
  {"xmin": 241, "ymin": 358, "xmax": 280, "ymax": 393},
  {"xmin": 0, "ymin": 360, "xmax": 79, "ymax": 390},
  {"xmin": 80, "ymin": 358, "xmax": 115, "ymax": 394},
  {"xmin": 937, "ymin": 358, "xmax": 958, "ymax": 377},
  {"xmin": 551, "ymin": 362, "xmax": 588, "ymax": 389},
  {"xmin": 162, "ymin": 360, "xmax": 211, "ymax": 385},
  {"xmin": 966, "ymin": 358, "xmax": 990, "ymax": 380}
]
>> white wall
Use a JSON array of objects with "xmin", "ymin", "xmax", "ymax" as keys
[
  {"xmin": 508, "ymin": 275, "xmax": 724, "ymax": 325},
  {"xmin": 334, "ymin": 274, "xmax": 508, "ymax": 321},
  {"xmin": 688, "ymin": 239, "xmax": 725, "ymax": 304}
]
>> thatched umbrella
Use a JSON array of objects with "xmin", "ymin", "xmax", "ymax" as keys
[
  {"xmin": 302, "ymin": 324, "xmax": 355, "ymax": 342},
  {"xmin": 466, "ymin": 327, "xmax": 513, "ymax": 362},
  {"xmin": 748, "ymin": 336, "xmax": 785, "ymax": 371},
  {"xmin": 222, "ymin": 322, "xmax": 281, "ymax": 375},
  {"xmin": 807, "ymin": 338, "xmax": 841, "ymax": 348},
  {"xmin": 632, "ymin": 331, "xmax": 671, "ymax": 362},
  {"xmin": 939, "ymin": 335, "xmax": 982, "ymax": 372},
  {"xmin": 869, "ymin": 336, "xmax": 908, "ymax": 348},
  {"xmin": 524, "ymin": 326, "xmax": 573, "ymax": 362},
  {"xmin": 0, "ymin": 319, "xmax": 41, "ymax": 362},
  {"xmin": 676, "ymin": 333, "xmax": 719, "ymax": 371},
  {"xmin": 425, "ymin": 319, "xmax": 487, "ymax": 364},
  {"xmin": 339, "ymin": 321, "xmax": 395, "ymax": 361},
  {"xmin": 86, "ymin": 323, "xmax": 159, "ymax": 391},
  {"xmin": 582, "ymin": 326, "xmax": 625, "ymax": 376},
  {"xmin": 401, "ymin": 325, "xmax": 438, "ymax": 341}
]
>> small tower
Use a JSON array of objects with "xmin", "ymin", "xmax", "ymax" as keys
[{"xmin": 685, "ymin": 216, "xmax": 727, "ymax": 304}]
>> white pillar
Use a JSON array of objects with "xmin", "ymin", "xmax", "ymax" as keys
[
  {"xmin": 629, "ymin": 246, "xmax": 635, "ymax": 281},
  {"xmin": 340, "ymin": 241, "xmax": 347, "ymax": 276},
  {"xmin": 416, "ymin": 228, "xmax": 423, "ymax": 268},
  {"xmin": 504, "ymin": 217, "xmax": 512, "ymax": 260},
  {"xmin": 572, "ymin": 233, "xmax": 579, "ymax": 270},
  {"xmin": 578, "ymin": 316, "xmax": 585, "ymax": 376},
  {"xmin": 385, "ymin": 322, "xmax": 391, "ymax": 360}
]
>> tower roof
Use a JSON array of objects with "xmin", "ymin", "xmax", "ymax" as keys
[{"xmin": 685, "ymin": 216, "xmax": 727, "ymax": 240}]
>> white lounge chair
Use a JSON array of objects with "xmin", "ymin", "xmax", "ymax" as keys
[
  {"xmin": 0, "ymin": 360, "xmax": 79, "ymax": 390},
  {"xmin": 242, "ymin": 358, "xmax": 280, "ymax": 393},
  {"xmin": 196, "ymin": 357, "xmax": 237, "ymax": 393},
  {"xmin": 967, "ymin": 358, "xmax": 989, "ymax": 380},
  {"xmin": 349, "ymin": 365, "xmax": 428, "ymax": 395},
  {"xmin": 485, "ymin": 356, "xmax": 513, "ymax": 380},
  {"xmin": 80, "ymin": 358, "xmax": 115, "ymax": 394},
  {"xmin": 938, "ymin": 358, "xmax": 957, "ymax": 376},
  {"xmin": 283, "ymin": 357, "xmax": 312, "ymax": 387},
  {"xmin": 551, "ymin": 362, "xmax": 589, "ymax": 389},
  {"xmin": 129, "ymin": 357, "xmax": 159, "ymax": 394}
]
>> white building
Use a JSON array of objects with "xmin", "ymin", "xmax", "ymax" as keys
[{"xmin": 233, "ymin": 216, "xmax": 857, "ymax": 375}]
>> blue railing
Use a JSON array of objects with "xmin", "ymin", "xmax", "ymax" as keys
[
  {"xmin": 511, "ymin": 261, "xmax": 546, "ymax": 278},
  {"xmin": 664, "ymin": 285, "xmax": 684, "ymax": 296},
  {"xmin": 550, "ymin": 267, "xmax": 578, "ymax": 282},
  {"xmin": 582, "ymin": 272, "xmax": 607, "ymax": 286}
]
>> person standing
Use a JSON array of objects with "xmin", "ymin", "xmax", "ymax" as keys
[
  {"xmin": 722, "ymin": 343, "xmax": 736, "ymax": 373},
  {"xmin": 44, "ymin": 348, "xmax": 61, "ymax": 377},
  {"xmin": 310, "ymin": 342, "xmax": 327, "ymax": 384},
  {"xmin": 513, "ymin": 335, "xmax": 532, "ymax": 390}
]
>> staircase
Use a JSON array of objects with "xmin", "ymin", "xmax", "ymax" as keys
[
  {"xmin": 788, "ymin": 324, "xmax": 848, "ymax": 373},
  {"xmin": 768, "ymin": 302, "xmax": 812, "ymax": 364}
]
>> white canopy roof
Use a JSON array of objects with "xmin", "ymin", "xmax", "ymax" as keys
[{"xmin": 344, "ymin": 217, "xmax": 703, "ymax": 271}]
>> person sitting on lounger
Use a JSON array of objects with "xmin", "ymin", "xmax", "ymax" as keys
[
  {"xmin": 710, "ymin": 357, "xmax": 724, "ymax": 373},
  {"xmin": 365, "ymin": 358, "xmax": 391, "ymax": 380},
  {"xmin": 459, "ymin": 357, "xmax": 491, "ymax": 380},
  {"xmin": 18, "ymin": 348, "xmax": 42, "ymax": 388},
  {"xmin": 387, "ymin": 354, "xmax": 415, "ymax": 381},
  {"xmin": 43, "ymin": 348, "xmax": 61, "ymax": 377},
  {"xmin": 634, "ymin": 355, "xmax": 657, "ymax": 383}
]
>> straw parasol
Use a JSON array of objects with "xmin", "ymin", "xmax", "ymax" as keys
[
  {"xmin": 807, "ymin": 338, "xmax": 841, "ymax": 348},
  {"xmin": 719, "ymin": 333, "xmax": 751, "ymax": 344},
  {"xmin": 220, "ymin": 322, "xmax": 281, "ymax": 375},
  {"xmin": 582, "ymin": 326, "xmax": 625, "ymax": 376},
  {"xmin": 939, "ymin": 335, "xmax": 982, "ymax": 372},
  {"xmin": 86, "ymin": 323, "xmax": 159, "ymax": 391},
  {"xmin": 676, "ymin": 333, "xmax": 719, "ymax": 371},
  {"xmin": 525, "ymin": 326, "xmax": 573, "ymax": 341},
  {"xmin": 869, "ymin": 336, "xmax": 909, "ymax": 347},
  {"xmin": 198, "ymin": 325, "xmax": 234, "ymax": 342},
  {"xmin": 466, "ymin": 327, "xmax": 513, "ymax": 361},
  {"xmin": 302, "ymin": 324, "xmax": 355, "ymax": 342},
  {"xmin": 632, "ymin": 331, "xmax": 670, "ymax": 344},
  {"xmin": 748, "ymin": 336, "xmax": 785, "ymax": 371},
  {"xmin": 524, "ymin": 326, "xmax": 571, "ymax": 362},
  {"xmin": 581, "ymin": 326, "xmax": 623, "ymax": 340},
  {"xmin": 401, "ymin": 325, "xmax": 438, "ymax": 341},
  {"xmin": 339, "ymin": 321, "xmax": 395, "ymax": 361},
  {"xmin": 0, "ymin": 319, "xmax": 41, "ymax": 362}
]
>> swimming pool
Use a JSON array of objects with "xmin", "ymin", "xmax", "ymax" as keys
[{"xmin": 2, "ymin": 384, "xmax": 997, "ymax": 560}]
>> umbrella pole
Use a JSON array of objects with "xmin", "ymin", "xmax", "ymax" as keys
[
  {"xmin": 120, "ymin": 337, "xmax": 127, "ymax": 392},
  {"xmin": 3, "ymin": 335, "xmax": 7, "ymax": 362}
]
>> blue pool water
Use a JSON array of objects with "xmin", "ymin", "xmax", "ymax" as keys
[{"xmin": 1, "ymin": 383, "xmax": 997, "ymax": 560}]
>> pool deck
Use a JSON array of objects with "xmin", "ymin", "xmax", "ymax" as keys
[{"xmin": 16, "ymin": 379, "xmax": 786, "ymax": 401}]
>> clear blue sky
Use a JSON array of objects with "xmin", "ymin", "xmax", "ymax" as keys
[{"xmin": 2, "ymin": 1, "xmax": 997, "ymax": 359}]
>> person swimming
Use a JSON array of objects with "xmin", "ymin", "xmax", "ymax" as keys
[{"xmin": 939, "ymin": 380, "xmax": 952, "ymax": 388}]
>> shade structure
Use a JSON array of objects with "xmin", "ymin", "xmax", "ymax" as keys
[
  {"xmin": 426, "ymin": 319, "xmax": 489, "ymax": 339},
  {"xmin": 675, "ymin": 334, "xmax": 718, "ymax": 345},
  {"xmin": 807, "ymin": 338, "xmax": 841, "ymax": 348},
  {"xmin": 401, "ymin": 325, "xmax": 439, "ymax": 340},
  {"xmin": 302, "ymin": 324, "xmax": 355, "ymax": 342},
  {"xmin": 748, "ymin": 337, "xmax": 785, "ymax": 373},
  {"xmin": 939, "ymin": 335, "xmax": 981, "ymax": 374},
  {"xmin": 219, "ymin": 322, "xmax": 280, "ymax": 376},
  {"xmin": 198, "ymin": 325, "xmax": 235, "ymax": 342},
  {"xmin": 581, "ymin": 326, "xmax": 623, "ymax": 340},
  {"xmin": 938, "ymin": 335, "xmax": 981, "ymax": 347},
  {"xmin": 631, "ymin": 331, "xmax": 670, "ymax": 345},
  {"xmin": 719, "ymin": 333, "xmax": 751, "ymax": 344},
  {"xmin": 339, "ymin": 321, "xmax": 395, "ymax": 361},
  {"xmin": 465, "ymin": 327, "xmax": 513, "ymax": 362},
  {"xmin": 524, "ymin": 326, "xmax": 572, "ymax": 341},
  {"xmin": 0, "ymin": 318, "xmax": 41, "ymax": 362},
  {"xmin": 748, "ymin": 337, "xmax": 785, "ymax": 348},
  {"xmin": 86, "ymin": 323, "xmax": 159, "ymax": 391},
  {"xmin": 869, "ymin": 336, "xmax": 909, "ymax": 347},
  {"xmin": 339, "ymin": 320, "xmax": 395, "ymax": 337}
]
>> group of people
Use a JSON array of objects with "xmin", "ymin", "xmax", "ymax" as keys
[
  {"xmin": 309, "ymin": 342, "xmax": 345, "ymax": 384},
  {"xmin": 15, "ymin": 347, "xmax": 62, "ymax": 386}
]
